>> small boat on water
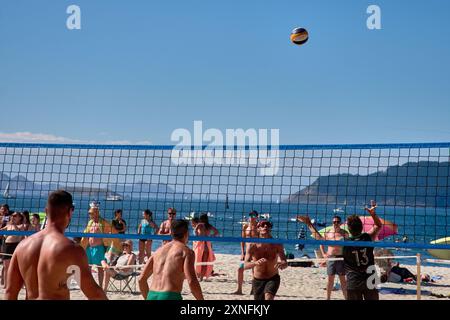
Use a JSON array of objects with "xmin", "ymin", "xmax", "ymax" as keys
[
  {"xmin": 106, "ymin": 193, "xmax": 123, "ymax": 201},
  {"xmin": 333, "ymin": 207, "xmax": 345, "ymax": 214},
  {"xmin": 260, "ymin": 213, "xmax": 271, "ymax": 220}
]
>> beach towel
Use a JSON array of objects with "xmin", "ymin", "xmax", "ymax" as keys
[
  {"xmin": 193, "ymin": 240, "xmax": 216, "ymax": 278},
  {"xmin": 379, "ymin": 287, "xmax": 431, "ymax": 295}
]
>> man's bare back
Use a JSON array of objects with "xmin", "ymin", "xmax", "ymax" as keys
[
  {"xmin": 4, "ymin": 190, "xmax": 107, "ymax": 300},
  {"xmin": 6, "ymin": 228, "xmax": 107, "ymax": 300},
  {"xmin": 138, "ymin": 219, "xmax": 203, "ymax": 300},
  {"xmin": 150, "ymin": 241, "xmax": 191, "ymax": 293}
]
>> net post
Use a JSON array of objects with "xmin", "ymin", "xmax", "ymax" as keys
[{"xmin": 416, "ymin": 253, "xmax": 421, "ymax": 300}]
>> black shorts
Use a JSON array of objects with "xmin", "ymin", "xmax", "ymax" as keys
[
  {"xmin": 3, "ymin": 242, "xmax": 19, "ymax": 260},
  {"xmin": 252, "ymin": 274, "xmax": 281, "ymax": 300},
  {"xmin": 139, "ymin": 238, "xmax": 152, "ymax": 243},
  {"xmin": 327, "ymin": 259, "xmax": 345, "ymax": 276},
  {"xmin": 347, "ymin": 288, "xmax": 379, "ymax": 300}
]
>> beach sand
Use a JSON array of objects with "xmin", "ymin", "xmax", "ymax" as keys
[{"xmin": 1, "ymin": 253, "xmax": 450, "ymax": 300}]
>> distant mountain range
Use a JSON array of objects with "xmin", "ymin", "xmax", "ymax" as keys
[
  {"xmin": 0, "ymin": 174, "xmax": 191, "ymax": 200},
  {"xmin": 286, "ymin": 161, "xmax": 450, "ymax": 207},
  {"xmin": 1, "ymin": 160, "xmax": 449, "ymax": 207}
]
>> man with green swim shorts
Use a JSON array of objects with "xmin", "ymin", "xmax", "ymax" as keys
[{"xmin": 138, "ymin": 219, "xmax": 204, "ymax": 300}]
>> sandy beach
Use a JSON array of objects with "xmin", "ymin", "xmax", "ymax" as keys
[{"xmin": 1, "ymin": 253, "xmax": 450, "ymax": 300}]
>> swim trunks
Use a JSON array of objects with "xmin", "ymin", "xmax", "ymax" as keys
[
  {"xmin": 252, "ymin": 274, "xmax": 281, "ymax": 300},
  {"xmin": 326, "ymin": 256, "xmax": 345, "ymax": 276},
  {"xmin": 87, "ymin": 245, "xmax": 106, "ymax": 266},
  {"xmin": 146, "ymin": 291, "xmax": 183, "ymax": 300}
]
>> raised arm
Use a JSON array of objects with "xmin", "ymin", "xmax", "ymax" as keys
[
  {"xmin": 365, "ymin": 201, "xmax": 382, "ymax": 240},
  {"xmin": 296, "ymin": 215, "xmax": 324, "ymax": 240},
  {"xmin": 4, "ymin": 250, "xmax": 24, "ymax": 300},
  {"xmin": 184, "ymin": 250, "xmax": 204, "ymax": 300},
  {"xmin": 138, "ymin": 255, "xmax": 154, "ymax": 299}
]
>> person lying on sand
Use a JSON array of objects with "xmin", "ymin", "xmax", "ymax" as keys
[{"xmin": 380, "ymin": 262, "xmax": 430, "ymax": 284}]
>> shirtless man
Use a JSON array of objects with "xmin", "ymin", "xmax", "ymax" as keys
[
  {"xmin": 138, "ymin": 219, "xmax": 203, "ymax": 300},
  {"xmin": 297, "ymin": 215, "xmax": 349, "ymax": 300},
  {"xmin": 158, "ymin": 207, "xmax": 176, "ymax": 245},
  {"xmin": 244, "ymin": 220, "xmax": 287, "ymax": 300},
  {"xmin": 4, "ymin": 190, "xmax": 107, "ymax": 300},
  {"xmin": 233, "ymin": 210, "xmax": 259, "ymax": 294},
  {"xmin": 80, "ymin": 206, "xmax": 112, "ymax": 287}
]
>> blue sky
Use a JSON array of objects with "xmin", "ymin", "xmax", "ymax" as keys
[{"xmin": 1, "ymin": 0, "xmax": 449, "ymax": 145}]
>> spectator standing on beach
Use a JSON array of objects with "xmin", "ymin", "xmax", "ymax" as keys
[
  {"xmin": 30, "ymin": 214, "xmax": 41, "ymax": 232},
  {"xmin": 112, "ymin": 209, "xmax": 127, "ymax": 234},
  {"xmin": 297, "ymin": 215, "xmax": 349, "ymax": 300},
  {"xmin": 193, "ymin": 213, "xmax": 219, "ymax": 281},
  {"xmin": 233, "ymin": 210, "xmax": 259, "ymax": 295},
  {"xmin": 158, "ymin": 207, "xmax": 176, "ymax": 245},
  {"xmin": 80, "ymin": 205, "xmax": 117, "ymax": 287},
  {"xmin": 0, "ymin": 212, "xmax": 27, "ymax": 288},
  {"xmin": 138, "ymin": 209, "xmax": 158, "ymax": 263}
]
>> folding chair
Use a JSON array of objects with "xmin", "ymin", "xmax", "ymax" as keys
[{"xmin": 107, "ymin": 268, "xmax": 141, "ymax": 295}]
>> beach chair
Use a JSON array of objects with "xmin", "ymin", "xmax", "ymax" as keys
[{"xmin": 107, "ymin": 269, "xmax": 141, "ymax": 295}]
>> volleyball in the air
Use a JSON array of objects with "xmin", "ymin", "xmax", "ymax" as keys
[{"xmin": 290, "ymin": 27, "xmax": 309, "ymax": 46}]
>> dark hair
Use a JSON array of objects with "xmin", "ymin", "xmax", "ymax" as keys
[
  {"xmin": 47, "ymin": 190, "xmax": 74, "ymax": 218},
  {"xmin": 380, "ymin": 273, "xmax": 388, "ymax": 283},
  {"xmin": 347, "ymin": 214, "xmax": 363, "ymax": 236},
  {"xmin": 333, "ymin": 215, "xmax": 342, "ymax": 222},
  {"xmin": 171, "ymin": 219, "xmax": 188, "ymax": 240},
  {"xmin": 14, "ymin": 212, "xmax": 25, "ymax": 224},
  {"xmin": 143, "ymin": 209, "xmax": 153, "ymax": 220},
  {"xmin": 32, "ymin": 213, "xmax": 40, "ymax": 221},
  {"xmin": 249, "ymin": 210, "xmax": 259, "ymax": 217},
  {"xmin": 22, "ymin": 210, "xmax": 31, "ymax": 224},
  {"xmin": 191, "ymin": 217, "xmax": 200, "ymax": 223},
  {"xmin": 199, "ymin": 213, "xmax": 212, "ymax": 230},
  {"xmin": 1, "ymin": 204, "xmax": 10, "ymax": 211},
  {"xmin": 258, "ymin": 220, "xmax": 273, "ymax": 229},
  {"xmin": 115, "ymin": 209, "xmax": 123, "ymax": 215}
]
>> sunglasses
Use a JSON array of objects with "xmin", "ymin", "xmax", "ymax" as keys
[{"xmin": 333, "ymin": 220, "xmax": 341, "ymax": 224}]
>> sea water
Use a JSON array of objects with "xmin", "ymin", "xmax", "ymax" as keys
[{"xmin": 3, "ymin": 196, "xmax": 449, "ymax": 263}]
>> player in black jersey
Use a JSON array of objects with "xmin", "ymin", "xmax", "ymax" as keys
[{"xmin": 343, "ymin": 200, "xmax": 382, "ymax": 300}]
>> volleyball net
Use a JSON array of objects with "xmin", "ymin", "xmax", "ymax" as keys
[{"xmin": 0, "ymin": 142, "xmax": 449, "ymax": 250}]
